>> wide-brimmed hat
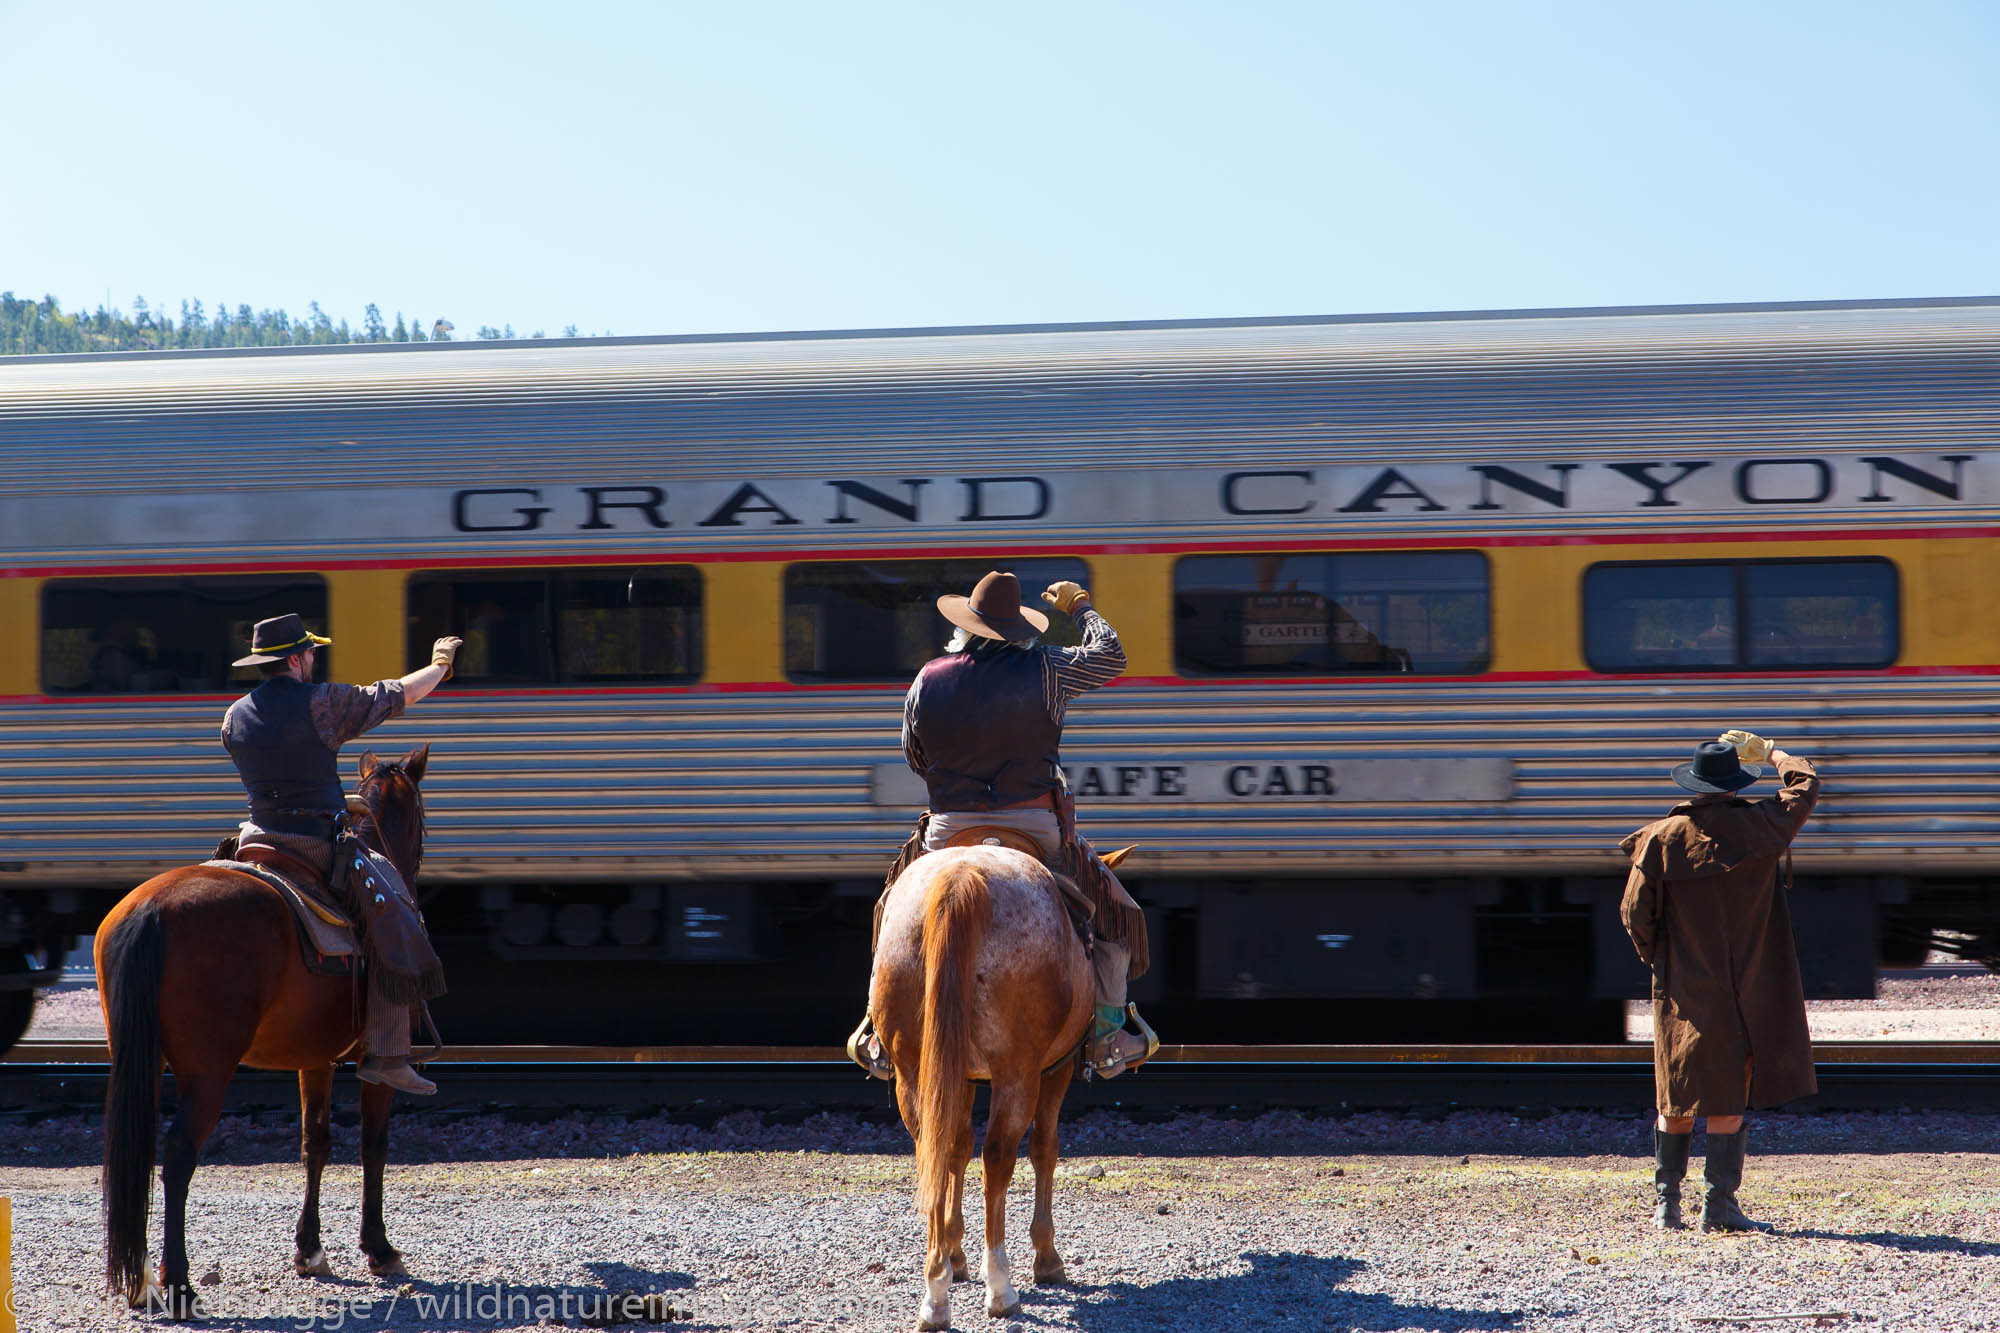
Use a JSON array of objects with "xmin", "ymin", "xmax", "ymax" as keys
[
  {"xmin": 936, "ymin": 571, "xmax": 1049, "ymax": 642},
  {"xmin": 1671, "ymin": 740, "xmax": 1761, "ymax": 793},
  {"xmin": 232, "ymin": 613, "xmax": 332, "ymax": 667}
]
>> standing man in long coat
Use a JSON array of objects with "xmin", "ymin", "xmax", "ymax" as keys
[{"xmin": 1619, "ymin": 730, "xmax": 1821, "ymax": 1232}]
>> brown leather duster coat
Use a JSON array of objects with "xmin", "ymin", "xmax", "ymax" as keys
[{"xmin": 1619, "ymin": 754, "xmax": 1821, "ymax": 1117}]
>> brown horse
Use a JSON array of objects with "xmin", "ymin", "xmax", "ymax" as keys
[
  {"xmin": 98, "ymin": 745, "xmax": 433, "ymax": 1318},
  {"xmin": 870, "ymin": 845, "xmax": 1098, "ymax": 1331}
]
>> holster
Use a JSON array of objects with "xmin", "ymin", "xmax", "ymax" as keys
[{"xmin": 334, "ymin": 829, "xmax": 447, "ymax": 1006}]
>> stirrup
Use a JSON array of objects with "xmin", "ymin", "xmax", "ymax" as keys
[
  {"xmin": 410, "ymin": 1001, "xmax": 445, "ymax": 1064},
  {"xmin": 846, "ymin": 1017, "xmax": 894, "ymax": 1081},
  {"xmin": 1084, "ymin": 1004, "xmax": 1160, "ymax": 1079}
]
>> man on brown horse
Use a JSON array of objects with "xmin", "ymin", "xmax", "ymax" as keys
[
  {"xmin": 848, "ymin": 571, "xmax": 1154, "ymax": 1081},
  {"xmin": 221, "ymin": 613, "xmax": 462, "ymax": 1095}
]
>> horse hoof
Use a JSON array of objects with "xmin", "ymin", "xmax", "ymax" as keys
[
  {"xmin": 294, "ymin": 1249, "xmax": 333, "ymax": 1277},
  {"xmin": 987, "ymin": 1294, "xmax": 1023, "ymax": 1318},
  {"xmin": 914, "ymin": 1308, "xmax": 950, "ymax": 1332},
  {"xmin": 1033, "ymin": 1259, "xmax": 1069, "ymax": 1285},
  {"xmin": 949, "ymin": 1256, "xmax": 969, "ymax": 1283},
  {"xmin": 368, "ymin": 1256, "xmax": 407, "ymax": 1279}
]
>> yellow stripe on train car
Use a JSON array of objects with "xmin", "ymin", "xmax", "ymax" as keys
[{"xmin": 1, "ymin": 1195, "xmax": 15, "ymax": 1333}]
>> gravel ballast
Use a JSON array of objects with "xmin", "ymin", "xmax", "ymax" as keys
[{"xmin": 5, "ymin": 1105, "xmax": 1998, "ymax": 1332}]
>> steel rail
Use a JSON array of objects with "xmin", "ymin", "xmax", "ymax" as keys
[{"xmin": 6, "ymin": 1041, "xmax": 1998, "ymax": 1115}]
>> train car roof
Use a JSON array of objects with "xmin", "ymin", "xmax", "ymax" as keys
[{"xmin": 2, "ymin": 295, "xmax": 1997, "ymax": 493}]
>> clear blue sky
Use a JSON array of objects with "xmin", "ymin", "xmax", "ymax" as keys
[{"xmin": 3, "ymin": 0, "xmax": 1995, "ymax": 338}]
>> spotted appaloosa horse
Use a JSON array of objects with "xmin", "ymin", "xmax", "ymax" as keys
[
  {"xmin": 870, "ymin": 845, "xmax": 1096, "ymax": 1330},
  {"xmin": 97, "ymin": 745, "xmax": 432, "ymax": 1318}
]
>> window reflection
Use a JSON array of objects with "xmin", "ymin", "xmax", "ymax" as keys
[
  {"xmin": 42, "ymin": 577, "xmax": 330, "ymax": 695},
  {"xmin": 1174, "ymin": 552, "xmax": 1490, "ymax": 676},
  {"xmin": 407, "ymin": 567, "xmax": 702, "ymax": 685},
  {"xmin": 784, "ymin": 559, "xmax": 1089, "ymax": 681},
  {"xmin": 1584, "ymin": 560, "xmax": 1896, "ymax": 671}
]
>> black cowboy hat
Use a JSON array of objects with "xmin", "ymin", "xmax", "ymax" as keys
[
  {"xmin": 936, "ymin": 571, "xmax": 1050, "ymax": 643},
  {"xmin": 1671, "ymin": 740, "xmax": 1761, "ymax": 793},
  {"xmin": 232, "ymin": 613, "xmax": 332, "ymax": 667}
]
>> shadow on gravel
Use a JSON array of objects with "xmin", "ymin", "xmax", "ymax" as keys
[
  {"xmin": 1783, "ymin": 1228, "xmax": 2000, "ymax": 1257},
  {"xmin": 584, "ymin": 1259, "xmax": 698, "ymax": 1289},
  {"xmin": 1054, "ymin": 1250, "xmax": 1533, "ymax": 1333}
]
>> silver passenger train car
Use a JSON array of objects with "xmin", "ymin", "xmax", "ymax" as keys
[{"xmin": 2, "ymin": 295, "xmax": 1997, "ymax": 1048}]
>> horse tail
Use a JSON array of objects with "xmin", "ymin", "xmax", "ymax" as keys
[
  {"xmin": 102, "ymin": 900, "xmax": 165, "ymax": 1303},
  {"xmin": 915, "ymin": 858, "xmax": 991, "ymax": 1212}
]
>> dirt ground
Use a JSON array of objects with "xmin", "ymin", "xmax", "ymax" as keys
[{"xmin": 5, "ymin": 1108, "xmax": 1998, "ymax": 1331}]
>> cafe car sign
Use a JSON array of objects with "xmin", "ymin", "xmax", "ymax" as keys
[{"xmin": 870, "ymin": 759, "xmax": 1514, "ymax": 807}]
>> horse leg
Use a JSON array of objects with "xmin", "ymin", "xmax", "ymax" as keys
[
  {"xmin": 979, "ymin": 1081, "xmax": 1033, "ymax": 1318},
  {"xmin": 293, "ymin": 1067, "xmax": 336, "ymax": 1276},
  {"xmin": 357, "ymin": 1078, "xmax": 405, "ymax": 1276},
  {"xmin": 948, "ymin": 1118, "xmax": 972, "ymax": 1283},
  {"xmin": 159, "ymin": 1072, "xmax": 231, "ymax": 1320},
  {"xmin": 1028, "ymin": 1062, "xmax": 1073, "ymax": 1284}
]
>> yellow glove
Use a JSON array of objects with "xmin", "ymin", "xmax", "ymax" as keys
[
  {"xmin": 1718, "ymin": 729, "xmax": 1773, "ymax": 763},
  {"xmin": 1042, "ymin": 581, "xmax": 1090, "ymax": 615},
  {"xmin": 431, "ymin": 636, "xmax": 464, "ymax": 680}
]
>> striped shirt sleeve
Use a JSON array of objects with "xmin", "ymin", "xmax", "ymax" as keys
[
  {"xmin": 1042, "ymin": 606, "xmax": 1126, "ymax": 722},
  {"xmin": 310, "ymin": 680, "xmax": 407, "ymax": 751}
]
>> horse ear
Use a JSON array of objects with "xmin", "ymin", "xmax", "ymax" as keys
[
  {"xmin": 1101, "ymin": 845, "xmax": 1138, "ymax": 870},
  {"xmin": 403, "ymin": 743, "xmax": 430, "ymax": 783},
  {"xmin": 358, "ymin": 750, "xmax": 379, "ymax": 781}
]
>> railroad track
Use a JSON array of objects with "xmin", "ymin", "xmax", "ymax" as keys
[{"xmin": 7, "ymin": 1040, "xmax": 1998, "ymax": 1114}]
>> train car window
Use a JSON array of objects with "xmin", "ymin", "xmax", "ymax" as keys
[
  {"xmin": 41, "ymin": 576, "xmax": 329, "ymax": 694},
  {"xmin": 406, "ymin": 567, "xmax": 702, "ymax": 685},
  {"xmin": 1172, "ymin": 551, "xmax": 1491, "ymax": 676},
  {"xmin": 784, "ymin": 559, "xmax": 1090, "ymax": 681},
  {"xmin": 1584, "ymin": 559, "xmax": 1897, "ymax": 671}
]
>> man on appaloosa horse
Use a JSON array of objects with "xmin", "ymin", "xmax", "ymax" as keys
[
  {"xmin": 221, "ymin": 613, "xmax": 462, "ymax": 1095},
  {"xmin": 848, "ymin": 571, "xmax": 1154, "ymax": 1081}
]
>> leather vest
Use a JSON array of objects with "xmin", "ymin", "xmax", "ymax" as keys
[
  {"xmin": 914, "ymin": 648, "xmax": 1063, "ymax": 812},
  {"xmin": 222, "ymin": 678, "xmax": 345, "ymax": 835}
]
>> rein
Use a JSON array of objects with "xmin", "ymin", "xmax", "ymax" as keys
[{"xmin": 351, "ymin": 762, "xmax": 425, "ymax": 884}]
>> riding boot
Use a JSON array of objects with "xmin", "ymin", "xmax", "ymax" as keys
[
  {"xmin": 846, "ymin": 1013, "xmax": 894, "ymax": 1081},
  {"xmin": 356, "ymin": 988, "xmax": 436, "ymax": 1096},
  {"xmin": 1653, "ymin": 1128, "xmax": 1691, "ymax": 1229},
  {"xmin": 1083, "ymin": 940, "xmax": 1153, "ymax": 1079},
  {"xmin": 1700, "ymin": 1129, "xmax": 1764, "ymax": 1233}
]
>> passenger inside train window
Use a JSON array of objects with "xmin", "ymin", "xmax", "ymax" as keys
[
  {"xmin": 41, "ymin": 577, "xmax": 329, "ymax": 694},
  {"xmin": 1172, "ymin": 551, "xmax": 1489, "ymax": 676},
  {"xmin": 406, "ymin": 567, "xmax": 702, "ymax": 685},
  {"xmin": 784, "ymin": 560, "xmax": 1088, "ymax": 680},
  {"xmin": 1584, "ymin": 559, "xmax": 1897, "ymax": 672}
]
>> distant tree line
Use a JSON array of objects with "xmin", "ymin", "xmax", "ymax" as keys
[{"xmin": 0, "ymin": 291, "xmax": 588, "ymax": 356}]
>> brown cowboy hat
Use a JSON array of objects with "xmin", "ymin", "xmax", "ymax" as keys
[
  {"xmin": 936, "ymin": 571, "xmax": 1049, "ymax": 642},
  {"xmin": 232, "ymin": 613, "xmax": 332, "ymax": 667}
]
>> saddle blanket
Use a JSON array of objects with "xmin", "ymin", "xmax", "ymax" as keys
[{"xmin": 202, "ymin": 857, "xmax": 360, "ymax": 966}]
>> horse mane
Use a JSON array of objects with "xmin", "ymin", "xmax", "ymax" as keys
[{"xmin": 915, "ymin": 858, "xmax": 992, "ymax": 1211}]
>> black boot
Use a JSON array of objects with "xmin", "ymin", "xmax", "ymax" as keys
[
  {"xmin": 1653, "ymin": 1128, "xmax": 1691, "ymax": 1229},
  {"xmin": 1700, "ymin": 1129, "xmax": 1765, "ymax": 1233}
]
